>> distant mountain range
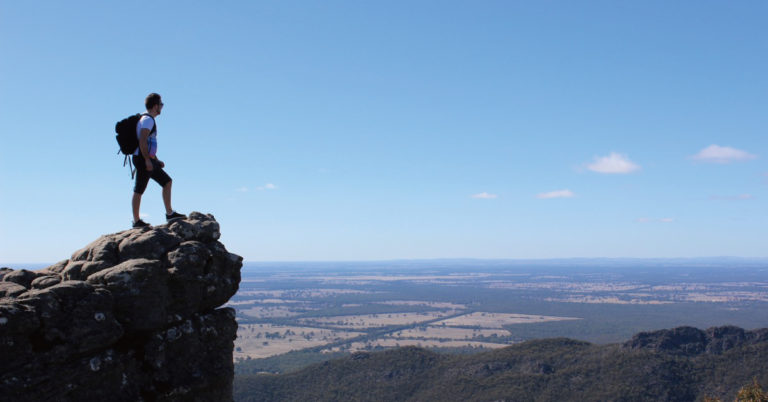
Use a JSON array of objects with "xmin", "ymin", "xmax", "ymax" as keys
[{"xmin": 234, "ymin": 325, "xmax": 768, "ymax": 402}]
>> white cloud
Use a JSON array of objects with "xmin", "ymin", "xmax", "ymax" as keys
[
  {"xmin": 587, "ymin": 152, "xmax": 640, "ymax": 174},
  {"xmin": 472, "ymin": 192, "xmax": 498, "ymax": 199},
  {"xmin": 691, "ymin": 145, "xmax": 756, "ymax": 164},
  {"xmin": 256, "ymin": 183, "xmax": 277, "ymax": 191},
  {"xmin": 537, "ymin": 189, "xmax": 574, "ymax": 199},
  {"xmin": 237, "ymin": 183, "xmax": 276, "ymax": 192}
]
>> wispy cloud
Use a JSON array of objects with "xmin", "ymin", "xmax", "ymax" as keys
[
  {"xmin": 256, "ymin": 183, "xmax": 277, "ymax": 191},
  {"xmin": 236, "ymin": 183, "xmax": 276, "ymax": 192},
  {"xmin": 636, "ymin": 217, "xmax": 675, "ymax": 223},
  {"xmin": 472, "ymin": 192, "xmax": 498, "ymax": 199},
  {"xmin": 691, "ymin": 145, "xmax": 756, "ymax": 164},
  {"xmin": 587, "ymin": 152, "xmax": 640, "ymax": 174},
  {"xmin": 709, "ymin": 194, "xmax": 754, "ymax": 201},
  {"xmin": 537, "ymin": 189, "xmax": 574, "ymax": 199}
]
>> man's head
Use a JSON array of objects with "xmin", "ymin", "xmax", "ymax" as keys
[{"xmin": 145, "ymin": 93, "xmax": 164, "ymax": 116}]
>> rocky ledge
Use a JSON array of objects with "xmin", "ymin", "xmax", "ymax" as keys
[{"xmin": 0, "ymin": 212, "xmax": 242, "ymax": 402}]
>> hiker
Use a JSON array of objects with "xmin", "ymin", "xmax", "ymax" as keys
[{"xmin": 131, "ymin": 93, "xmax": 186, "ymax": 228}]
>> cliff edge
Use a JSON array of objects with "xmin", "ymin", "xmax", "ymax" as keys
[{"xmin": 0, "ymin": 212, "xmax": 242, "ymax": 402}]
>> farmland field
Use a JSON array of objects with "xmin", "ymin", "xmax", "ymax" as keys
[
  {"xmin": 435, "ymin": 312, "xmax": 580, "ymax": 328},
  {"xmin": 230, "ymin": 259, "xmax": 768, "ymax": 373},
  {"xmin": 300, "ymin": 311, "xmax": 453, "ymax": 329}
]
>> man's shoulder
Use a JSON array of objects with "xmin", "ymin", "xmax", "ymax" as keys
[{"xmin": 138, "ymin": 114, "xmax": 156, "ymax": 128}]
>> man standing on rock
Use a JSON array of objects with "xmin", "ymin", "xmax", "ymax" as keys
[{"xmin": 131, "ymin": 93, "xmax": 186, "ymax": 228}]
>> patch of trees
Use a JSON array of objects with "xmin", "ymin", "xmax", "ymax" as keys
[{"xmin": 234, "ymin": 331, "xmax": 768, "ymax": 401}]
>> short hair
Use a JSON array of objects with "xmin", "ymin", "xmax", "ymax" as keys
[{"xmin": 145, "ymin": 93, "xmax": 162, "ymax": 110}]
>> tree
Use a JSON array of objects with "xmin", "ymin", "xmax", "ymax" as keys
[
  {"xmin": 705, "ymin": 379, "xmax": 768, "ymax": 402},
  {"xmin": 736, "ymin": 378, "xmax": 767, "ymax": 402}
]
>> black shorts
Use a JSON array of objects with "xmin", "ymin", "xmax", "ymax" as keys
[{"xmin": 133, "ymin": 154, "xmax": 172, "ymax": 195}]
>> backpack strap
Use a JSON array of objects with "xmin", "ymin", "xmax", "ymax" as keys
[
  {"xmin": 120, "ymin": 113, "xmax": 156, "ymax": 180},
  {"xmin": 123, "ymin": 154, "xmax": 136, "ymax": 179}
]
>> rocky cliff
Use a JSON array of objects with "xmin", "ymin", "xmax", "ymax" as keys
[{"xmin": 0, "ymin": 212, "xmax": 242, "ymax": 402}]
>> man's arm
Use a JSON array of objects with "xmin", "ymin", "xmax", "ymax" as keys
[{"xmin": 139, "ymin": 128, "xmax": 153, "ymax": 171}]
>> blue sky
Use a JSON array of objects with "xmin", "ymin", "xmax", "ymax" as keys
[{"xmin": 1, "ymin": 1, "xmax": 766, "ymax": 263}]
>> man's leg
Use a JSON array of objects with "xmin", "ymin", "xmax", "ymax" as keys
[
  {"xmin": 132, "ymin": 154, "xmax": 151, "ymax": 225},
  {"xmin": 150, "ymin": 164, "xmax": 183, "ymax": 221},
  {"xmin": 162, "ymin": 180, "xmax": 173, "ymax": 215},
  {"xmin": 132, "ymin": 192, "xmax": 142, "ymax": 222}
]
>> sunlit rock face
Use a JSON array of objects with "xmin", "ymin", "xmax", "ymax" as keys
[{"xmin": 0, "ymin": 212, "xmax": 242, "ymax": 402}]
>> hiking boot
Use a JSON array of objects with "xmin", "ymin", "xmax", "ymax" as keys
[
  {"xmin": 132, "ymin": 219, "xmax": 150, "ymax": 228},
  {"xmin": 166, "ymin": 211, "xmax": 186, "ymax": 222}
]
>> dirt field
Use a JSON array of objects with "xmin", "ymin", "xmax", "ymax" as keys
[
  {"xmin": 300, "ymin": 311, "xmax": 451, "ymax": 329},
  {"xmin": 240, "ymin": 306, "xmax": 303, "ymax": 319},
  {"xmin": 325, "ymin": 338, "xmax": 509, "ymax": 353},
  {"xmin": 390, "ymin": 326, "xmax": 511, "ymax": 340},
  {"xmin": 235, "ymin": 324, "xmax": 363, "ymax": 359},
  {"xmin": 435, "ymin": 312, "xmax": 580, "ymax": 328},
  {"xmin": 679, "ymin": 292, "xmax": 768, "ymax": 303},
  {"xmin": 544, "ymin": 296, "xmax": 673, "ymax": 305},
  {"xmin": 302, "ymin": 274, "xmax": 493, "ymax": 282},
  {"xmin": 226, "ymin": 300, "xmax": 258, "ymax": 306},
  {"xmin": 236, "ymin": 288, "xmax": 374, "ymax": 298},
  {"xmin": 375, "ymin": 300, "xmax": 467, "ymax": 310},
  {"xmin": 237, "ymin": 290, "xmax": 285, "ymax": 297},
  {"xmin": 487, "ymin": 282, "xmax": 643, "ymax": 292},
  {"xmin": 227, "ymin": 298, "xmax": 300, "ymax": 306}
]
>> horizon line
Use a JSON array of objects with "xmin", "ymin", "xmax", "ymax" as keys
[{"xmin": 4, "ymin": 256, "xmax": 768, "ymax": 268}]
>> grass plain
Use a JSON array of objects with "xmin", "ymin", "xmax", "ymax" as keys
[{"xmin": 229, "ymin": 259, "xmax": 768, "ymax": 372}]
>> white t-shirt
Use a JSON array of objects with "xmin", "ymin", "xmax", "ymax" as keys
[{"xmin": 134, "ymin": 115, "xmax": 157, "ymax": 157}]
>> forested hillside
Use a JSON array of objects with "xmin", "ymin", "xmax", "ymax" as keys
[{"xmin": 234, "ymin": 326, "xmax": 768, "ymax": 402}]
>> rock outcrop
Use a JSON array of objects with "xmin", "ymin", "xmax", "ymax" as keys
[
  {"xmin": 0, "ymin": 212, "xmax": 242, "ymax": 401},
  {"xmin": 623, "ymin": 325, "xmax": 768, "ymax": 356}
]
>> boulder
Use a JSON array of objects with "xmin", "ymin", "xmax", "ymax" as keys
[
  {"xmin": 30, "ymin": 275, "xmax": 62, "ymax": 290},
  {"xmin": 0, "ymin": 281, "xmax": 27, "ymax": 298},
  {"xmin": 2, "ymin": 269, "xmax": 43, "ymax": 289},
  {"xmin": 0, "ymin": 212, "xmax": 241, "ymax": 401}
]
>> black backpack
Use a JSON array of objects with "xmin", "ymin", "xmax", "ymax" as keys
[
  {"xmin": 115, "ymin": 113, "xmax": 156, "ymax": 177},
  {"xmin": 115, "ymin": 113, "xmax": 156, "ymax": 155}
]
